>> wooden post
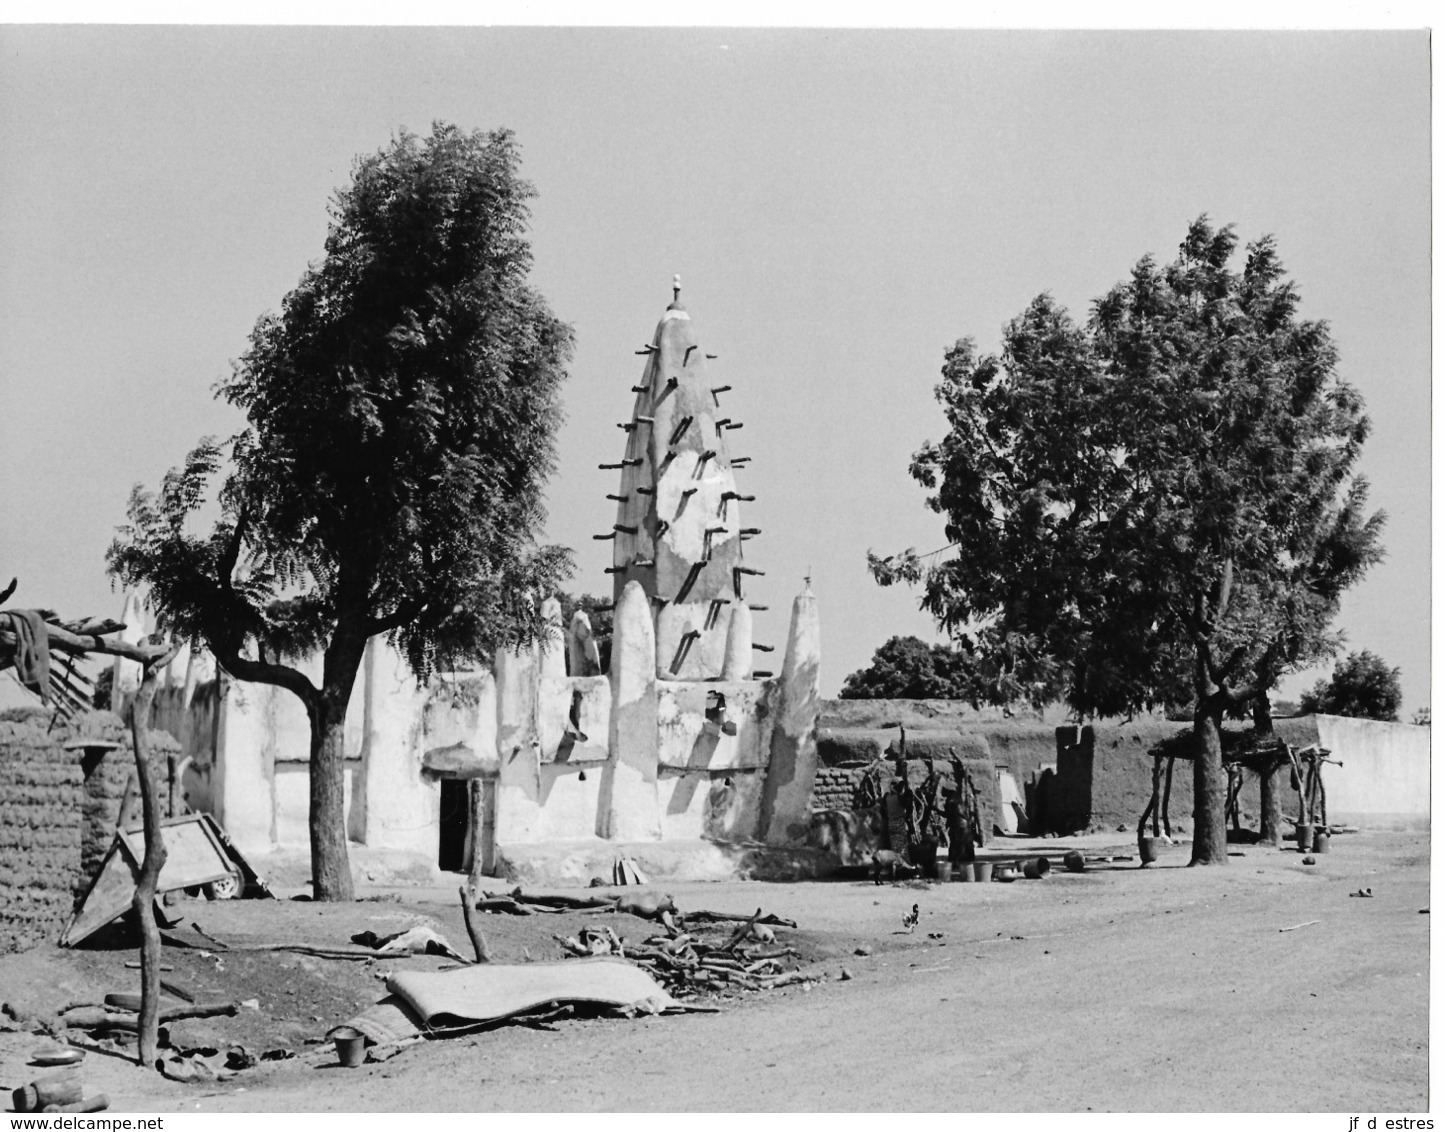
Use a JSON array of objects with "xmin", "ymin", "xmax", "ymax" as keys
[
  {"xmin": 1161, "ymin": 756, "xmax": 1175, "ymax": 839},
  {"xmin": 127, "ymin": 639, "xmax": 180, "ymax": 1071},
  {"xmin": 1285, "ymin": 745, "xmax": 1307, "ymax": 827},
  {"xmin": 1225, "ymin": 765, "xmax": 1243, "ymax": 833},
  {"xmin": 1138, "ymin": 758, "xmax": 1160, "ymax": 842},
  {"xmin": 459, "ymin": 884, "xmax": 491, "ymax": 963},
  {"xmin": 1149, "ymin": 756, "xmax": 1163, "ymax": 838}
]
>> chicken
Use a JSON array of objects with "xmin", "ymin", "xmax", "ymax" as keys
[{"xmin": 902, "ymin": 903, "xmax": 920, "ymax": 933}]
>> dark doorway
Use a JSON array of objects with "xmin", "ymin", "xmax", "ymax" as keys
[{"xmin": 438, "ymin": 779, "xmax": 469, "ymax": 872}]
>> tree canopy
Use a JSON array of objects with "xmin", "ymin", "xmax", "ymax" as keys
[
  {"xmin": 108, "ymin": 123, "xmax": 574, "ymax": 898},
  {"xmin": 871, "ymin": 217, "xmax": 1383, "ymax": 863},
  {"xmin": 838, "ymin": 635, "xmax": 985, "ymax": 701},
  {"xmin": 1300, "ymin": 650, "xmax": 1402, "ymax": 721}
]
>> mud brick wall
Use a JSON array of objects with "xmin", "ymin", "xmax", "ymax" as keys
[
  {"xmin": 807, "ymin": 757, "xmax": 1001, "ymax": 832},
  {"xmin": 0, "ymin": 720, "xmax": 82, "ymax": 954},
  {"xmin": 58, "ymin": 711, "xmax": 176, "ymax": 888},
  {"xmin": 1050, "ymin": 717, "xmax": 1322, "ymax": 834},
  {"xmin": 0, "ymin": 710, "xmax": 178, "ymax": 956},
  {"xmin": 810, "ymin": 765, "xmax": 865, "ymax": 812}
]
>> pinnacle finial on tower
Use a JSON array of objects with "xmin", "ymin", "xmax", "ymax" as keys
[{"xmin": 672, "ymin": 274, "xmax": 681, "ymax": 302}]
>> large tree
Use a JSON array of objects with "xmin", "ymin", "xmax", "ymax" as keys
[
  {"xmin": 1236, "ymin": 475, "xmax": 1383, "ymax": 842},
  {"xmin": 871, "ymin": 218, "xmax": 1382, "ymax": 864},
  {"xmin": 838, "ymin": 635, "xmax": 987, "ymax": 701},
  {"xmin": 109, "ymin": 123, "xmax": 574, "ymax": 900},
  {"xmin": 1300, "ymin": 650, "xmax": 1402, "ymax": 721}
]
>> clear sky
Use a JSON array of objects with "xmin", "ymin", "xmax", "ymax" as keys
[{"xmin": 0, "ymin": 27, "xmax": 1430, "ymax": 711}]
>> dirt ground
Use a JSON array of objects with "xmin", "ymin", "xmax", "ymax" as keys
[{"xmin": 0, "ymin": 829, "xmax": 1429, "ymax": 1113}]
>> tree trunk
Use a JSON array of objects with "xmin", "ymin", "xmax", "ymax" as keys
[
  {"xmin": 308, "ymin": 695, "xmax": 354, "ymax": 902},
  {"xmin": 1189, "ymin": 705, "xmax": 1229, "ymax": 866}
]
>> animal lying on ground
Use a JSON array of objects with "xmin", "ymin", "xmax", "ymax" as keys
[{"xmin": 872, "ymin": 849, "xmax": 920, "ymax": 884}]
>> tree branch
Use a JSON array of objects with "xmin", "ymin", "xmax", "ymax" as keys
[
  {"xmin": 1190, "ymin": 590, "xmax": 1213, "ymax": 649},
  {"xmin": 367, "ymin": 598, "xmax": 425, "ymax": 638},
  {"xmin": 1, "ymin": 624, "xmax": 174, "ymax": 666},
  {"xmin": 204, "ymin": 626, "xmax": 319, "ymax": 706},
  {"xmin": 56, "ymin": 617, "xmax": 128, "ymax": 637},
  {"xmin": 1213, "ymin": 556, "xmax": 1234, "ymax": 625},
  {"xmin": 1221, "ymin": 672, "xmax": 1268, "ymax": 705},
  {"xmin": 1215, "ymin": 644, "xmax": 1250, "ymax": 685},
  {"xmin": 217, "ymin": 505, "xmax": 249, "ymax": 589}
]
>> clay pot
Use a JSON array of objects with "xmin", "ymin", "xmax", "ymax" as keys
[
  {"xmin": 1022, "ymin": 857, "xmax": 1051, "ymax": 880},
  {"xmin": 1295, "ymin": 822, "xmax": 1314, "ymax": 853},
  {"xmin": 1062, "ymin": 850, "xmax": 1086, "ymax": 873},
  {"xmin": 1138, "ymin": 836, "xmax": 1161, "ymax": 865},
  {"xmin": 1312, "ymin": 829, "xmax": 1330, "ymax": 854},
  {"xmin": 332, "ymin": 1028, "xmax": 366, "ymax": 1068}
]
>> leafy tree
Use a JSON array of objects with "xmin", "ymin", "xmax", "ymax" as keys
[
  {"xmin": 1300, "ymin": 650, "xmax": 1402, "ymax": 721},
  {"xmin": 1235, "ymin": 470, "xmax": 1382, "ymax": 842},
  {"xmin": 109, "ymin": 123, "xmax": 574, "ymax": 899},
  {"xmin": 1411, "ymin": 706, "xmax": 1430, "ymax": 727},
  {"xmin": 839, "ymin": 635, "xmax": 986, "ymax": 701},
  {"xmin": 871, "ymin": 218, "xmax": 1381, "ymax": 865}
]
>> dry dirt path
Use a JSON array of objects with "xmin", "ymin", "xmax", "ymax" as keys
[
  {"xmin": 192, "ymin": 831, "xmax": 1428, "ymax": 1112},
  {"xmin": 3, "ymin": 831, "xmax": 1428, "ymax": 1112}
]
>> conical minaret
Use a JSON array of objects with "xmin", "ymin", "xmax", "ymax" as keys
[{"xmin": 598, "ymin": 278, "xmax": 762, "ymax": 679}]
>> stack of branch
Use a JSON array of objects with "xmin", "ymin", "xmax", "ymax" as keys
[
  {"xmin": 0, "ymin": 579, "xmax": 160, "ymax": 725},
  {"xmin": 553, "ymin": 908, "xmax": 816, "ymax": 998},
  {"xmin": 473, "ymin": 889, "xmax": 588, "ymax": 916},
  {"xmin": 38, "ymin": 643, "xmax": 97, "ymax": 723},
  {"xmin": 54, "ymin": 997, "xmax": 239, "ymax": 1035},
  {"xmin": 0, "ymin": 614, "xmax": 121, "ymax": 722}
]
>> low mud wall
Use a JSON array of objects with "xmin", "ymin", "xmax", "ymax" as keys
[
  {"xmin": 0, "ymin": 718, "xmax": 81, "ymax": 953},
  {"xmin": 1051, "ymin": 716, "xmax": 1328, "ymax": 834},
  {"xmin": 0, "ymin": 709, "xmax": 181, "ymax": 954}
]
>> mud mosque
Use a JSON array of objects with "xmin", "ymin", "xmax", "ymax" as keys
[{"xmin": 110, "ymin": 284, "xmax": 823, "ymax": 882}]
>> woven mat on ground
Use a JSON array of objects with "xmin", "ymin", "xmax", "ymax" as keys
[{"xmin": 386, "ymin": 956, "xmax": 680, "ymax": 1025}]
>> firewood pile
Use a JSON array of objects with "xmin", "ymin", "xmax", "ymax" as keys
[{"xmin": 552, "ymin": 909, "xmax": 816, "ymax": 998}]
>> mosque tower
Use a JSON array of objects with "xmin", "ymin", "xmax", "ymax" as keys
[{"xmin": 598, "ymin": 278, "xmax": 765, "ymax": 679}]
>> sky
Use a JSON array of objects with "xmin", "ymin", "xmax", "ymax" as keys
[{"xmin": 0, "ymin": 26, "xmax": 1431, "ymax": 711}]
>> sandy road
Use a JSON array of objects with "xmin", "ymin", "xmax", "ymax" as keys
[{"xmin": 160, "ymin": 829, "xmax": 1427, "ymax": 1113}]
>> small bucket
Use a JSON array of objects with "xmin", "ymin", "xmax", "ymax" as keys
[
  {"xmin": 973, "ymin": 861, "xmax": 994, "ymax": 883},
  {"xmin": 1138, "ymin": 837, "xmax": 1160, "ymax": 865},
  {"xmin": 1312, "ymin": 829, "xmax": 1330, "ymax": 854},
  {"xmin": 957, "ymin": 865, "xmax": 974, "ymax": 882},
  {"xmin": 332, "ymin": 1027, "xmax": 366, "ymax": 1068},
  {"xmin": 1022, "ymin": 856, "xmax": 1051, "ymax": 880},
  {"xmin": 1295, "ymin": 822, "xmax": 1314, "ymax": 853}
]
